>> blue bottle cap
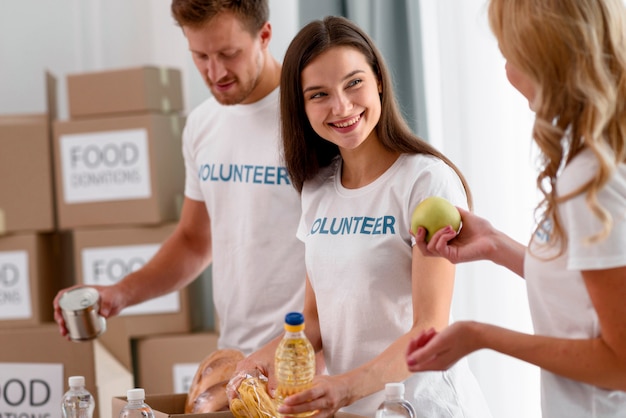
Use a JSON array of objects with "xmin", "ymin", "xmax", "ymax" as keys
[{"xmin": 285, "ymin": 312, "xmax": 304, "ymax": 326}]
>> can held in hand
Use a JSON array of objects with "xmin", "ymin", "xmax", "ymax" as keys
[{"xmin": 59, "ymin": 287, "xmax": 106, "ymax": 341}]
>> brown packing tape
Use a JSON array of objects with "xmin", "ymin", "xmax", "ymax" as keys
[
  {"xmin": 0, "ymin": 208, "xmax": 5, "ymax": 235},
  {"xmin": 160, "ymin": 68, "xmax": 172, "ymax": 112},
  {"xmin": 159, "ymin": 67, "xmax": 170, "ymax": 86},
  {"xmin": 162, "ymin": 97, "xmax": 171, "ymax": 113},
  {"xmin": 170, "ymin": 115, "xmax": 181, "ymax": 137},
  {"xmin": 45, "ymin": 71, "xmax": 58, "ymax": 120},
  {"xmin": 171, "ymin": 112, "xmax": 184, "ymax": 220}
]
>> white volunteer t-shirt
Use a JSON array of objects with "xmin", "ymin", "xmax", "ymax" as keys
[
  {"xmin": 183, "ymin": 88, "xmax": 305, "ymax": 355},
  {"xmin": 298, "ymin": 153, "xmax": 492, "ymax": 417},
  {"xmin": 525, "ymin": 148, "xmax": 626, "ymax": 417}
]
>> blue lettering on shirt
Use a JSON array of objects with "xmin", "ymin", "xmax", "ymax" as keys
[
  {"xmin": 310, "ymin": 216, "xmax": 396, "ymax": 235},
  {"xmin": 198, "ymin": 163, "xmax": 291, "ymax": 185},
  {"xmin": 534, "ymin": 218, "xmax": 552, "ymax": 243}
]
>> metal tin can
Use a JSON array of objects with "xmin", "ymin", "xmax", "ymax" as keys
[{"xmin": 58, "ymin": 287, "xmax": 106, "ymax": 341}]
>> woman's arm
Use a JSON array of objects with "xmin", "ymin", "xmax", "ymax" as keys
[
  {"xmin": 407, "ymin": 265, "xmax": 626, "ymax": 391},
  {"xmin": 279, "ymin": 248, "xmax": 459, "ymax": 417}
]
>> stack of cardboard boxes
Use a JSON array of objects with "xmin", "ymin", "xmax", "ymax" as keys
[
  {"xmin": 0, "ymin": 72, "xmax": 100, "ymax": 418},
  {"xmin": 0, "ymin": 67, "xmax": 222, "ymax": 418},
  {"xmin": 54, "ymin": 66, "xmax": 224, "ymax": 397}
]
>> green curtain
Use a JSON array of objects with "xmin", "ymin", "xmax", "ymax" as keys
[{"xmin": 297, "ymin": 0, "xmax": 428, "ymax": 139}]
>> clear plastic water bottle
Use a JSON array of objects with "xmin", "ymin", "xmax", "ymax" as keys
[
  {"xmin": 119, "ymin": 388, "xmax": 155, "ymax": 418},
  {"xmin": 274, "ymin": 312, "xmax": 316, "ymax": 418},
  {"xmin": 61, "ymin": 376, "xmax": 95, "ymax": 418},
  {"xmin": 375, "ymin": 383, "xmax": 416, "ymax": 418}
]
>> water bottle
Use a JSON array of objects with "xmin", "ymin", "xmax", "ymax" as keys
[
  {"xmin": 61, "ymin": 376, "xmax": 95, "ymax": 418},
  {"xmin": 119, "ymin": 388, "xmax": 155, "ymax": 418},
  {"xmin": 274, "ymin": 312, "xmax": 316, "ymax": 418},
  {"xmin": 375, "ymin": 383, "xmax": 416, "ymax": 418}
]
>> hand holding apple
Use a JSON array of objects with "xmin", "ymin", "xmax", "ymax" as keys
[{"xmin": 410, "ymin": 196, "xmax": 461, "ymax": 242}]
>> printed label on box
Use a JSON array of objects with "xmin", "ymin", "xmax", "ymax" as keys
[
  {"xmin": 0, "ymin": 363, "xmax": 63, "ymax": 418},
  {"xmin": 173, "ymin": 363, "xmax": 199, "ymax": 394},
  {"xmin": 60, "ymin": 128, "xmax": 152, "ymax": 203},
  {"xmin": 0, "ymin": 251, "xmax": 32, "ymax": 320},
  {"xmin": 81, "ymin": 244, "xmax": 180, "ymax": 315}
]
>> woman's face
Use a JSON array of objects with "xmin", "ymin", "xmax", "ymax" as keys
[
  {"xmin": 301, "ymin": 46, "xmax": 382, "ymax": 151},
  {"xmin": 505, "ymin": 60, "xmax": 538, "ymax": 111}
]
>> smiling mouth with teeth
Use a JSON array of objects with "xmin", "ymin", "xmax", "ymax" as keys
[{"xmin": 331, "ymin": 113, "xmax": 362, "ymax": 128}]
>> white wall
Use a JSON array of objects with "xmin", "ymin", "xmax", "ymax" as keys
[
  {"xmin": 0, "ymin": 1, "xmax": 540, "ymax": 417},
  {"xmin": 0, "ymin": 0, "xmax": 297, "ymax": 119}
]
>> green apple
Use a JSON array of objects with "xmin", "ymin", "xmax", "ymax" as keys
[{"xmin": 410, "ymin": 196, "xmax": 461, "ymax": 242}]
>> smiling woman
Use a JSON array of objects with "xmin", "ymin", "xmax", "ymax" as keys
[
  {"xmin": 230, "ymin": 15, "xmax": 493, "ymax": 418},
  {"xmin": 301, "ymin": 47, "xmax": 382, "ymax": 158}
]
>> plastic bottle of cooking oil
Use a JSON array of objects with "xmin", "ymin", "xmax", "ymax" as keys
[
  {"xmin": 375, "ymin": 382, "xmax": 416, "ymax": 418},
  {"xmin": 274, "ymin": 311, "xmax": 316, "ymax": 418}
]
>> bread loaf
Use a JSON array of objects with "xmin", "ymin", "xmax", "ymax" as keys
[{"xmin": 185, "ymin": 348, "xmax": 245, "ymax": 413}]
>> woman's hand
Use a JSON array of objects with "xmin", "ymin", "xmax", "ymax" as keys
[
  {"xmin": 413, "ymin": 207, "xmax": 504, "ymax": 265},
  {"xmin": 227, "ymin": 340, "xmax": 278, "ymax": 400},
  {"xmin": 405, "ymin": 322, "xmax": 483, "ymax": 372},
  {"xmin": 277, "ymin": 374, "xmax": 353, "ymax": 418}
]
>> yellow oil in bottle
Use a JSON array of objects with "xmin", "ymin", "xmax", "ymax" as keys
[{"xmin": 275, "ymin": 312, "xmax": 316, "ymax": 418}]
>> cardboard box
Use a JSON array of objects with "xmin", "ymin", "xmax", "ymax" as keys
[
  {"xmin": 112, "ymin": 393, "xmax": 365, "ymax": 418},
  {"xmin": 69, "ymin": 223, "xmax": 191, "ymax": 370},
  {"xmin": 0, "ymin": 116, "xmax": 56, "ymax": 233},
  {"xmin": 52, "ymin": 113, "xmax": 185, "ymax": 229},
  {"xmin": 67, "ymin": 66, "xmax": 184, "ymax": 119},
  {"xmin": 0, "ymin": 73, "xmax": 57, "ymax": 234},
  {"xmin": 0, "ymin": 324, "xmax": 99, "ymax": 418},
  {"xmin": 0, "ymin": 232, "xmax": 68, "ymax": 328},
  {"xmin": 134, "ymin": 332, "xmax": 219, "ymax": 394}
]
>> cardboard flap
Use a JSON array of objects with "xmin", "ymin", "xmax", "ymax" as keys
[
  {"xmin": 111, "ymin": 393, "xmax": 366, "ymax": 418},
  {"xmin": 45, "ymin": 70, "xmax": 58, "ymax": 121}
]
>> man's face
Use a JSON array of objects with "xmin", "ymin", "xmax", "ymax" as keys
[{"xmin": 184, "ymin": 12, "xmax": 265, "ymax": 105}]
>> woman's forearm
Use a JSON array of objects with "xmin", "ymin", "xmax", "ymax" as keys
[
  {"xmin": 474, "ymin": 322, "xmax": 626, "ymax": 391},
  {"xmin": 487, "ymin": 231, "xmax": 526, "ymax": 278}
]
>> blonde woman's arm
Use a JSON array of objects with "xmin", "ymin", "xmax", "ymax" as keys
[{"xmin": 407, "ymin": 265, "xmax": 626, "ymax": 391}]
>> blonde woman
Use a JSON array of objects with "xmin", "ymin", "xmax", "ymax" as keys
[{"xmin": 407, "ymin": 0, "xmax": 626, "ymax": 416}]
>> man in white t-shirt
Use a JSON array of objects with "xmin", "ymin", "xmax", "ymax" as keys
[{"xmin": 53, "ymin": 0, "xmax": 305, "ymax": 356}]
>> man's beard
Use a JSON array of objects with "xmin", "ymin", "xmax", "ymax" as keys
[
  {"xmin": 209, "ymin": 76, "xmax": 257, "ymax": 105},
  {"xmin": 209, "ymin": 54, "xmax": 263, "ymax": 105}
]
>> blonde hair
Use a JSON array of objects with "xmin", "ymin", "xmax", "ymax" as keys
[{"xmin": 488, "ymin": 0, "xmax": 626, "ymax": 253}]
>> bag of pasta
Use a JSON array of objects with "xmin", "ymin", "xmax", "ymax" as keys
[{"xmin": 227, "ymin": 370, "xmax": 278, "ymax": 418}]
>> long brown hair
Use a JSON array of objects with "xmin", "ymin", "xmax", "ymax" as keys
[
  {"xmin": 280, "ymin": 16, "xmax": 472, "ymax": 209},
  {"xmin": 489, "ymin": 0, "xmax": 626, "ymax": 252}
]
